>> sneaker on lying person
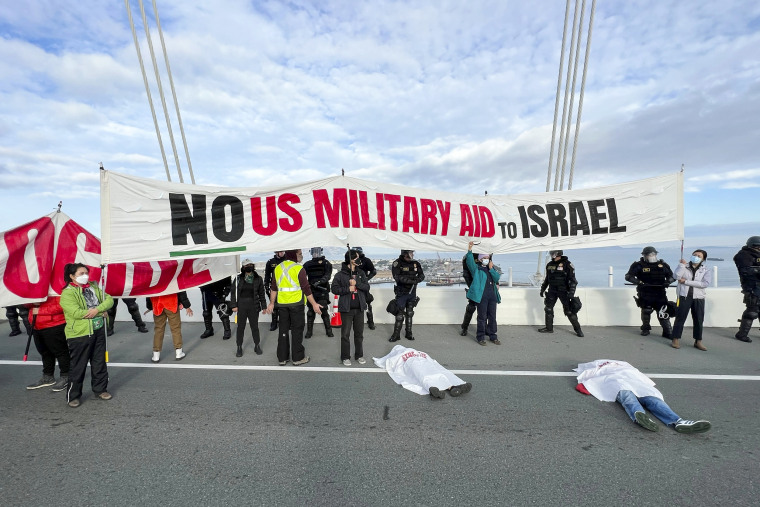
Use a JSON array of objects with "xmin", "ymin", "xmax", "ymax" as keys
[{"xmin": 674, "ymin": 418, "xmax": 711, "ymax": 434}]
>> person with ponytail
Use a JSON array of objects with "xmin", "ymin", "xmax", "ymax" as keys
[
  {"xmin": 670, "ymin": 249, "xmax": 711, "ymax": 350},
  {"xmin": 59, "ymin": 263, "xmax": 113, "ymax": 408}
]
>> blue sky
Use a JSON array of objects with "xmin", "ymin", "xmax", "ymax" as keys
[{"xmin": 1, "ymin": 0, "xmax": 759, "ymax": 246}]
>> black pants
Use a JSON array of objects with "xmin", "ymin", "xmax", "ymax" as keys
[
  {"xmin": 236, "ymin": 298, "xmax": 261, "ymax": 346},
  {"xmin": 672, "ymin": 296, "xmax": 705, "ymax": 341},
  {"xmin": 340, "ymin": 308, "xmax": 364, "ymax": 361},
  {"xmin": 33, "ymin": 323, "xmax": 70, "ymax": 377},
  {"xmin": 277, "ymin": 305, "xmax": 306, "ymax": 362},
  {"xmin": 476, "ymin": 289, "xmax": 498, "ymax": 342},
  {"xmin": 67, "ymin": 328, "xmax": 108, "ymax": 401}
]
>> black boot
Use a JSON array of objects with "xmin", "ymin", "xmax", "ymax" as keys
[
  {"xmin": 389, "ymin": 315, "xmax": 403, "ymax": 342},
  {"xmin": 324, "ymin": 320, "xmax": 334, "ymax": 338},
  {"xmin": 366, "ymin": 305, "xmax": 376, "ymax": 330},
  {"xmin": 405, "ymin": 312, "xmax": 414, "ymax": 340},
  {"xmin": 221, "ymin": 316, "xmax": 231, "ymax": 340},
  {"xmin": 8, "ymin": 314, "xmax": 21, "ymax": 337},
  {"xmin": 538, "ymin": 315, "xmax": 554, "ymax": 333},
  {"xmin": 200, "ymin": 311, "xmax": 214, "ymax": 339},
  {"xmin": 236, "ymin": 345, "xmax": 243, "ymax": 357},
  {"xmin": 640, "ymin": 310, "xmax": 652, "ymax": 336},
  {"xmin": 736, "ymin": 318, "xmax": 754, "ymax": 342},
  {"xmin": 660, "ymin": 318, "xmax": 672, "ymax": 339},
  {"xmin": 460, "ymin": 303, "xmax": 476, "ymax": 336},
  {"xmin": 568, "ymin": 313, "xmax": 584, "ymax": 337},
  {"xmin": 129, "ymin": 306, "xmax": 148, "ymax": 333},
  {"xmin": 106, "ymin": 316, "xmax": 115, "ymax": 336},
  {"xmin": 305, "ymin": 322, "xmax": 313, "ymax": 339}
]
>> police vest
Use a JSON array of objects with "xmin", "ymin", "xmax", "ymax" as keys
[
  {"xmin": 275, "ymin": 261, "xmax": 305, "ymax": 305},
  {"xmin": 546, "ymin": 260, "xmax": 571, "ymax": 288},
  {"xmin": 638, "ymin": 261, "xmax": 667, "ymax": 284}
]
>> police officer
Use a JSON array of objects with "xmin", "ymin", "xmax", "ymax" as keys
[
  {"xmin": 353, "ymin": 247, "xmax": 377, "ymax": 330},
  {"xmin": 537, "ymin": 249, "xmax": 584, "ymax": 337},
  {"xmin": 302, "ymin": 247, "xmax": 334, "ymax": 338},
  {"xmin": 734, "ymin": 236, "xmax": 760, "ymax": 343},
  {"xmin": 389, "ymin": 249, "xmax": 425, "ymax": 342},
  {"xmin": 5, "ymin": 305, "xmax": 31, "ymax": 337},
  {"xmin": 264, "ymin": 251, "xmax": 286, "ymax": 331},
  {"xmin": 625, "ymin": 246, "xmax": 674, "ymax": 337},
  {"xmin": 459, "ymin": 252, "xmax": 478, "ymax": 336},
  {"xmin": 106, "ymin": 298, "xmax": 149, "ymax": 336},
  {"xmin": 198, "ymin": 277, "xmax": 233, "ymax": 339}
]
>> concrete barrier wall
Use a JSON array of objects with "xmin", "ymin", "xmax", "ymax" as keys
[{"xmin": 111, "ymin": 287, "xmax": 745, "ymax": 328}]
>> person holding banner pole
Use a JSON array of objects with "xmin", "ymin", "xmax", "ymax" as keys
[
  {"xmin": 264, "ymin": 251, "xmax": 286, "ymax": 332},
  {"xmin": 265, "ymin": 249, "xmax": 323, "ymax": 366},
  {"xmin": 670, "ymin": 250, "xmax": 710, "ymax": 350},
  {"xmin": 24, "ymin": 297, "xmax": 70, "ymax": 391},
  {"xmin": 59, "ymin": 263, "xmax": 114, "ymax": 408},
  {"xmin": 389, "ymin": 249, "xmax": 425, "ymax": 342},
  {"xmin": 331, "ymin": 249, "xmax": 370, "ymax": 366},
  {"xmin": 465, "ymin": 242, "xmax": 501, "ymax": 345}
]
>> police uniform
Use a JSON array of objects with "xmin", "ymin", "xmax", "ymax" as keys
[
  {"xmin": 198, "ymin": 277, "xmax": 233, "ymax": 339},
  {"xmin": 354, "ymin": 249, "xmax": 377, "ymax": 330},
  {"xmin": 106, "ymin": 298, "xmax": 148, "ymax": 336},
  {"xmin": 459, "ymin": 254, "xmax": 478, "ymax": 336},
  {"xmin": 625, "ymin": 256, "xmax": 674, "ymax": 337},
  {"xmin": 538, "ymin": 255, "xmax": 583, "ymax": 336},
  {"xmin": 734, "ymin": 240, "xmax": 760, "ymax": 342},
  {"xmin": 5, "ymin": 305, "xmax": 31, "ymax": 337},
  {"xmin": 264, "ymin": 253, "xmax": 286, "ymax": 331},
  {"xmin": 302, "ymin": 254, "xmax": 334, "ymax": 338},
  {"xmin": 389, "ymin": 252, "xmax": 425, "ymax": 342}
]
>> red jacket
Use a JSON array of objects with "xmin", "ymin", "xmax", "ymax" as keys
[{"xmin": 25, "ymin": 297, "xmax": 66, "ymax": 330}]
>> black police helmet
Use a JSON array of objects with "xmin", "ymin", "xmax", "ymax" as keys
[
  {"xmin": 549, "ymin": 250, "xmax": 563, "ymax": 258},
  {"xmin": 641, "ymin": 246, "xmax": 658, "ymax": 256},
  {"xmin": 401, "ymin": 249, "xmax": 414, "ymax": 256},
  {"xmin": 746, "ymin": 236, "xmax": 760, "ymax": 248}
]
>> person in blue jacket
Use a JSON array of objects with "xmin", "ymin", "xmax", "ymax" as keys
[{"xmin": 465, "ymin": 241, "xmax": 501, "ymax": 346}]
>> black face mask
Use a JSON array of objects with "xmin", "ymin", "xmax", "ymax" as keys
[{"xmin": 244, "ymin": 267, "xmax": 254, "ymax": 273}]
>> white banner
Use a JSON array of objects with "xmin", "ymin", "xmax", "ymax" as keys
[
  {"xmin": 100, "ymin": 170, "xmax": 683, "ymax": 264},
  {"xmin": 0, "ymin": 211, "xmax": 238, "ymax": 307}
]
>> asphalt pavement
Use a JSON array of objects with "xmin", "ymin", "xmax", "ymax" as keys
[{"xmin": 1, "ymin": 320, "xmax": 759, "ymax": 506}]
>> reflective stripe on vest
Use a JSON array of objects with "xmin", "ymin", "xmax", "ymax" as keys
[{"xmin": 275, "ymin": 261, "xmax": 305, "ymax": 304}]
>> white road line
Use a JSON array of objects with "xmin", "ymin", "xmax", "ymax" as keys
[{"xmin": 3, "ymin": 360, "xmax": 760, "ymax": 380}]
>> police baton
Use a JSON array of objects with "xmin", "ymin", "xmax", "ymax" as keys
[{"xmin": 23, "ymin": 306, "xmax": 39, "ymax": 361}]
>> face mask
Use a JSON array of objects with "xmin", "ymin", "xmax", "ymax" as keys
[
  {"xmin": 244, "ymin": 267, "xmax": 253, "ymax": 273},
  {"xmin": 481, "ymin": 258, "xmax": 490, "ymax": 266},
  {"xmin": 690, "ymin": 255, "xmax": 702, "ymax": 265},
  {"xmin": 75, "ymin": 274, "xmax": 89, "ymax": 285},
  {"xmin": 646, "ymin": 254, "xmax": 658, "ymax": 263}
]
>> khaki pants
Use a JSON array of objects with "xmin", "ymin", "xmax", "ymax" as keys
[{"xmin": 153, "ymin": 309, "xmax": 183, "ymax": 351}]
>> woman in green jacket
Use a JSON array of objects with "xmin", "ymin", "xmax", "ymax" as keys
[
  {"xmin": 59, "ymin": 263, "xmax": 113, "ymax": 408},
  {"xmin": 465, "ymin": 241, "xmax": 502, "ymax": 345}
]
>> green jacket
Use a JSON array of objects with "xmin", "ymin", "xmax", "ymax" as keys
[
  {"xmin": 465, "ymin": 251, "xmax": 502, "ymax": 304},
  {"xmin": 59, "ymin": 282, "xmax": 114, "ymax": 339}
]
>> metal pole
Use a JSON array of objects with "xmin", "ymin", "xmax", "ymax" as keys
[
  {"xmin": 608, "ymin": 266, "xmax": 613, "ymax": 287},
  {"xmin": 508, "ymin": 267, "xmax": 513, "ymax": 288},
  {"xmin": 713, "ymin": 265, "xmax": 718, "ymax": 288}
]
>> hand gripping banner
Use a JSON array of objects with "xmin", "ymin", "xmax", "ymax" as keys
[{"xmin": 100, "ymin": 170, "xmax": 683, "ymax": 264}]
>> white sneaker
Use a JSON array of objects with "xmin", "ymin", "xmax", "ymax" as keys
[
  {"xmin": 357, "ymin": 357, "xmax": 366, "ymax": 365},
  {"xmin": 342, "ymin": 359, "xmax": 351, "ymax": 366},
  {"xmin": 151, "ymin": 351, "xmax": 160, "ymax": 363},
  {"xmin": 175, "ymin": 348, "xmax": 186, "ymax": 361}
]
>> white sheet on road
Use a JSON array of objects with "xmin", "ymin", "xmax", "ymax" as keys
[
  {"xmin": 373, "ymin": 345, "xmax": 466, "ymax": 395},
  {"xmin": 575, "ymin": 359, "xmax": 663, "ymax": 402}
]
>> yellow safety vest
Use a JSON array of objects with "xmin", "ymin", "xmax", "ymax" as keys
[{"xmin": 275, "ymin": 260, "xmax": 305, "ymax": 305}]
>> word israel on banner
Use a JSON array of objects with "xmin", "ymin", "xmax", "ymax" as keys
[
  {"xmin": 100, "ymin": 170, "xmax": 683, "ymax": 264},
  {"xmin": 0, "ymin": 211, "xmax": 238, "ymax": 307}
]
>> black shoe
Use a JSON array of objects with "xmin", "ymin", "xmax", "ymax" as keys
[
  {"xmin": 459, "ymin": 382, "xmax": 472, "ymax": 394},
  {"xmin": 269, "ymin": 323, "xmax": 277, "ymax": 331},
  {"xmin": 389, "ymin": 335, "xmax": 401, "ymax": 342},
  {"xmin": 459, "ymin": 328, "xmax": 467, "ymax": 336},
  {"xmin": 576, "ymin": 330, "xmax": 584, "ymax": 337},
  {"xmin": 9, "ymin": 329, "xmax": 22, "ymax": 337},
  {"xmin": 107, "ymin": 328, "xmax": 114, "ymax": 337},
  {"xmin": 537, "ymin": 327, "xmax": 553, "ymax": 333},
  {"xmin": 367, "ymin": 322, "xmax": 376, "ymax": 330},
  {"xmin": 254, "ymin": 344, "xmax": 263, "ymax": 355},
  {"xmin": 222, "ymin": 334, "xmax": 231, "ymax": 340},
  {"xmin": 326, "ymin": 328, "xmax": 334, "ymax": 337},
  {"xmin": 405, "ymin": 335, "xmax": 414, "ymax": 340},
  {"xmin": 449, "ymin": 385, "xmax": 463, "ymax": 397},
  {"xmin": 736, "ymin": 335, "xmax": 752, "ymax": 343},
  {"xmin": 200, "ymin": 329, "xmax": 214, "ymax": 339},
  {"xmin": 429, "ymin": 387, "xmax": 445, "ymax": 399},
  {"xmin": 236, "ymin": 346, "xmax": 243, "ymax": 358},
  {"xmin": 137, "ymin": 325, "xmax": 149, "ymax": 333},
  {"xmin": 305, "ymin": 330, "xmax": 313, "ymax": 339},
  {"xmin": 640, "ymin": 329, "xmax": 650, "ymax": 336}
]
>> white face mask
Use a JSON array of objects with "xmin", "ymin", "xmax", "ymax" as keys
[
  {"xmin": 646, "ymin": 254, "xmax": 658, "ymax": 263},
  {"xmin": 75, "ymin": 274, "xmax": 89, "ymax": 285},
  {"xmin": 691, "ymin": 255, "xmax": 702, "ymax": 265},
  {"xmin": 481, "ymin": 258, "xmax": 490, "ymax": 266}
]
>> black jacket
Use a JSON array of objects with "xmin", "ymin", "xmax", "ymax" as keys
[
  {"xmin": 540, "ymin": 256, "xmax": 578, "ymax": 294},
  {"xmin": 331, "ymin": 263, "xmax": 370, "ymax": 312},
  {"xmin": 356, "ymin": 254, "xmax": 377, "ymax": 280},
  {"xmin": 392, "ymin": 255, "xmax": 425, "ymax": 295},
  {"xmin": 230, "ymin": 271, "xmax": 267, "ymax": 311},
  {"xmin": 625, "ymin": 257, "xmax": 674, "ymax": 297}
]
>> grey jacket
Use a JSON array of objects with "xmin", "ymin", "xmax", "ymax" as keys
[{"xmin": 674, "ymin": 262, "xmax": 711, "ymax": 299}]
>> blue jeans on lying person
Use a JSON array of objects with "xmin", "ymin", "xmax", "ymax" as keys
[{"xmin": 615, "ymin": 390, "xmax": 680, "ymax": 426}]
